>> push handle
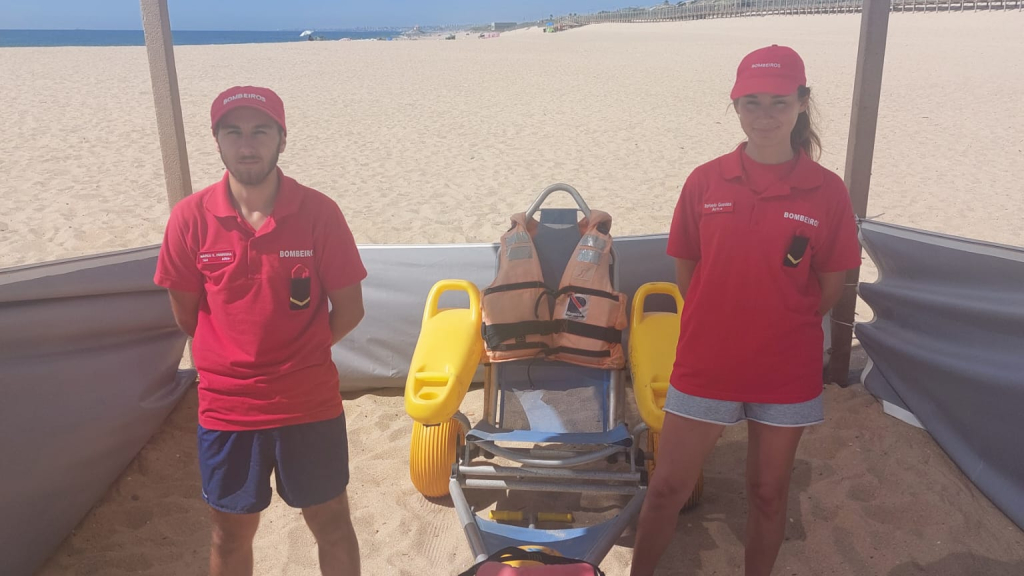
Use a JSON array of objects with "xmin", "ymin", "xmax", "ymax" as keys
[
  {"xmin": 524, "ymin": 183, "xmax": 591, "ymax": 220},
  {"xmin": 423, "ymin": 279, "xmax": 481, "ymax": 325},
  {"xmin": 631, "ymin": 282, "xmax": 684, "ymax": 328}
]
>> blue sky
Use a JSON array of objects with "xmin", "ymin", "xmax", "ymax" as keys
[{"xmin": 1, "ymin": 1, "xmax": 639, "ymax": 29}]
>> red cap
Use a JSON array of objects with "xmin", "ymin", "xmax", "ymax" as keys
[
  {"xmin": 210, "ymin": 86, "xmax": 287, "ymax": 135},
  {"xmin": 730, "ymin": 45, "xmax": 806, "ymax": 100}
]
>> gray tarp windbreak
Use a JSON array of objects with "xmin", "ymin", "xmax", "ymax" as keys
[
  {"xmin": 856, "ymin": 220, "xmax": 1024, "ymax": 531},
  {"xmin": 0, "ymin": 247, "xmax": 194, "ymax": 576},
  {"xmin": 4, "ymin": 223, "xmax": 1018, "ymax": 575}
]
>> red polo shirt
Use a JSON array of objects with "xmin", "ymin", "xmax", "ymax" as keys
[
  {"xmin": 155, "ymin": 169, "xmax": 367, "ymax": 430},
  {"xmin": 667, "ymin": 144, "xmax": 861, "ymax": 403}
]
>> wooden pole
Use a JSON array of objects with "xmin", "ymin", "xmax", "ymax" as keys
[
  {"xmin": 829, "ymin": 0, "xmax": 890, "ymax": 386},
  {"xmin": 140, "ymin": 0, "xmax": 192, "ymax": 209}
]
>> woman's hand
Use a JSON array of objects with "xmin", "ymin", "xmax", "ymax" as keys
[{"xmin": 816, "ymin": 270, "xmax": 847, "ymax": 316}]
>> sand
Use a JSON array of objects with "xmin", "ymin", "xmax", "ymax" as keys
[
  {"xmin": 36, "ymin": 378, "xmax": 1024, "ymax": 576},
  {"xmin": 2, "ymin": 14, "xmax": 1022, "ymax": 268},
  {"xmin": 7, "ymin": 11, "xmax": 1024, "ymax": 576}
]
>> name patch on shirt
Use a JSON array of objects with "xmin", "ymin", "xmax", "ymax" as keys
[
  {"xmin": 280, "ymin": 250, "xmax": 314, "ymax": 258},
  {"xmin": 703, "ymin": 202, "xmax": 734, "ymax": 214},
  {"xmin": 198, "ymin": 250, "xmax": 235, "ymax": 265}
]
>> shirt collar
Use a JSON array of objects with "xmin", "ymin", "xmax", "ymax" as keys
[
  {"xmin": 203, "ymin": 167, "xmax": 303, "ymax": 220},
  {"xmin": 719, "ymin": 143, "xmax": 824, "ymax": 197}
]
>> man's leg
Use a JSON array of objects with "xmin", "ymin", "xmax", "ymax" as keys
[
  {"xmin": 197, "ymin": 426, "xmax": 275, "ymax": 576},
  {"xmin": 275, "ymin": 411, "xmax": 357, "ymax": 575},
  {"xmin": 209, "ymin": 509, "xmax": 261, "ymax": 576},
  {"xmin": 302, "ymin": 491, "xmax": 360, "ymax": 576}
]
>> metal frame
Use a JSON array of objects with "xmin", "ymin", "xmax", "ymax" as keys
[
  {"xmin": 450, "ymin": 473, "xmax": 646, "ymax": 564},
  {"xmin": 525, "ymin": 183, "xmax": 591, "ymax": 220},
  {"xmin": 484, "ymin": 364, "xmax": 626, "ymax": 437}
]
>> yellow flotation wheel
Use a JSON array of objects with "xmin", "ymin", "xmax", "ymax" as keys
[
  {"xmin": 647, "ymin": 431, "xmax": 703, "ymax": 512},
  {"xmin": 409, "ymin": 418, "xmax": 463, "ymax": 497}
]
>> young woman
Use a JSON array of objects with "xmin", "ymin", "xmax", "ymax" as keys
[{"xmin": 629, "ymin": 45, "xmax": 862, "ymax": 576}]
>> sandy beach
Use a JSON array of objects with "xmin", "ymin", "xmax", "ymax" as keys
[
  {"xmin": 36, "ymin": 381, "xmax": 1024, "ymax": 576},
  {"xmin": 2, "ymin": 14, "xmax": 1022, "ymax": 269},
  {"xmin": 5, "ymin": 11, "xmax": 1023, "ymax": 576}
]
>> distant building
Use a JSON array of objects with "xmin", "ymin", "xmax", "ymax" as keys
[{"xmin": 490, "ymin": 22, "xmax": 517, "ymax": 32}]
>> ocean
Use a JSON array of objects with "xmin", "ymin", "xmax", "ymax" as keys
[{"xmin": 0, "ymin": 29, "xmax": 405, "ymax": 48}]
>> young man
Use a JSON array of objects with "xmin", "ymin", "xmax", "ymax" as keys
[{"xmin": 155, "ymin": 86, "xmax": 366, "ymax": 576}]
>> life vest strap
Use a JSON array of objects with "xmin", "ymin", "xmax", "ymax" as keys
[
  {"xmin": 484, "ymin": 281, "xmax": 557, "ymax": 318},
  {"xmin": 560, "ymin": 319, "xmax": 622, "ymax": 344},
  {"xmin": 482, "ymin": 320, "xmax": 556, "ymax": 349},
  {"xmin": 482, "ymin": 319, "xmax": 621, "ymax": 350},
  {"xmin": 490, "ymin": 342, "xmax": 549, "ymax": 353},
  {"xmin": 546, "ymin": 346, "xmax": 612, "ymax": 358},
  {"xmin": 483, "ymin": 281, "xmax": 549, "ymax": 296},
  {"xmin": 554, "ymin": 285, "xmax": 619, "ymax": 301}
]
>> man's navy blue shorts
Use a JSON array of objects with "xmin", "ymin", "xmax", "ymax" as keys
[{"xmin": 197, "ymin": 411, "xmax": 350, "ymax": 514}]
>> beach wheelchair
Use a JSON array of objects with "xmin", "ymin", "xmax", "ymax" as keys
[{"xmin": 404, "ymin": 184, "xmax": 702, "ymax": 566}]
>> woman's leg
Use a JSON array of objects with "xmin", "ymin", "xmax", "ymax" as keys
[
  {"xmin": 629, "ymin": 413, "xmax": 725, "ymax": 576},
  {"xmin": 743, "ymin": 420, "xmax": 806, "ymax": 576}
]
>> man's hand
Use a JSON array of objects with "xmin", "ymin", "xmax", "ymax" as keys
[
  {"xmin": 168, "ymin": 289, "xmax": 201, "ymax": 337},
  {"xmin": 327, "ymin": 283, "xmax": 365, "ymax": 346}
]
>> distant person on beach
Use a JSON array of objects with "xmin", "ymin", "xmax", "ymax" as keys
[
  {"xmin": 629, "ymin": 45, "xmax": 861, "ymax": 576},
  {"xmin": 154, "ymin": 86, "xmax": 365, "ymax": 576}
]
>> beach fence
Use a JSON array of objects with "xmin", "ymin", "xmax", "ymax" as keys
[{"xmin": 547, "ymin": 0, "xmax": 1021, "ymax": 26}]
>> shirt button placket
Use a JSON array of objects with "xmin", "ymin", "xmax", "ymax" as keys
[{"xmin": 248, "ymin": 238, "xmax": 260, "ymax": 279}]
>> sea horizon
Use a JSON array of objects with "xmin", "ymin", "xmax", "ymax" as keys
[{"xmin": 0, "ymin": 28, "xmax": 423, "ymax": 48}]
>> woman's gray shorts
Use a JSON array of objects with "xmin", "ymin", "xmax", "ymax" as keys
[{"xmin": 664, "ymin": 386, "xmax": 824, "ymax": 428}]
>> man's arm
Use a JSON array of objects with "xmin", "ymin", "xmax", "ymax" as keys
[
  {"xmin": 816, "ymin": 271, "xmax": 846, "ymax": 317},
  {"xmin": 168, "ymin": 289, "xmax": 201, "ymax": 337},
  {"xmin": 327, "ymin": 283, "xmax": 365, "ymax": 346}
]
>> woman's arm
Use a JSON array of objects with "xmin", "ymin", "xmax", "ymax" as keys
[
  {"xmin": 816, "ymin": 270, "xmax": 846, "ymax": 317},
  {"xmin": 675, "ymin": 259, "xmax": 698, "ymax": 298}
]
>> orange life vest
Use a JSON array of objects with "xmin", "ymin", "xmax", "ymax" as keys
[{"xmin": 481, "ymin": 210, "xmax": 627, "ymax": 369}]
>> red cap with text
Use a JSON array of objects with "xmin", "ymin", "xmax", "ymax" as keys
[
  {"xmin": 731, "ymin": 45, "xmax": 807, "ymax": 100},
  {"xmin": 210, "ymin": 86, "xmax": 287, "ymax": 135}
]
